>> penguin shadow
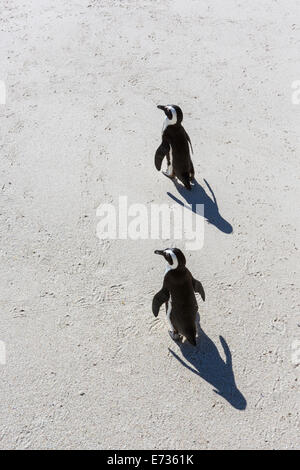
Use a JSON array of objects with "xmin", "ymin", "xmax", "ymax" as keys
[
  {"xmin": 167, "ymin": 178, "xmax": 233, "ymax": 234},
  {"xmin": 169, "ymin": 318, "xmax": 247, "ymax": 410}
]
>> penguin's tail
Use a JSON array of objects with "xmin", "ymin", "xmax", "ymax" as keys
[
  {"xmin": 186, "ymin": 334, "xmax": 197, "ymax": 347},
  {"xmin": 181, "ymin": 172, "xmax": 192, "ymax": 191},
  {"xmin": 184, "ymin": 327, "xmax": 197, "ymax": 346}
]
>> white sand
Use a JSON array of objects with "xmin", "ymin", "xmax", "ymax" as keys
[{"xmin": 0, "ymin": 0, "xmax": 299, "ymax": 449}]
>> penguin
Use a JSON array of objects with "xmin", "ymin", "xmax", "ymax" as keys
[
  {"xmin": 155, "ymin": 105, "xmax": 195, "ymax": 190},
  {"xmin": 152, "ymin": 248, "xmax": 205, "ymax": 346}
]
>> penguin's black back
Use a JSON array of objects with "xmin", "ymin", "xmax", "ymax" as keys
[
  {"xmin": 164, "ymin": 267, "xmax": 198, "ymax": 341},
  {"xmin": 163, "ymin": 124, "xmax": 193, "ymax": 182}
]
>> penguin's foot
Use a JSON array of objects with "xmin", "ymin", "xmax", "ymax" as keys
[
  {"xmin": 168, "ymin": 330, "xmax": 182, "ymax": 342},
  {"xmin": 163, "ymin": 171, "xmax": 175, "ymax": 180},
  {"xmin": 163, "ymin": 164, "xmax": 175, "ymax": 179}
]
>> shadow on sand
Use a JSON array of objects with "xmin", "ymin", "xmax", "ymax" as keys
[
  {"xmin": 167, "ymin": 178, "xmax": 233, "ymax": 234},
  {"xmin": 169, "ymin": 318, "xmax": 246, "ymax": 410}
]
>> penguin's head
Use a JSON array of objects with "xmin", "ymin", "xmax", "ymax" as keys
[
  {"xmin": 154, "ymin": 248, "xmax": 186, "ymax": 271},
  {"xmin": 157, "ymin": 105, "xmax": 183, "ymax": 125}
]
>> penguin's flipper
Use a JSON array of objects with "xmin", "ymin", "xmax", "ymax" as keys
[
  {"xmin": 185, "ymin": 130, "xmax": 193, "ymax": 155},
  {"xmin": 192, "ymin": 278, "xmax": 205, "ymax": 301},
  {"xmin": 152, "ymin": 288, "xmax": 169, "ymax": 317},
  {"xmin": 155, "ymin": 141, "xmax": 170, "ymax": 171},
  {"xmin": 184, "ymin": 326, "xmax": 197, "ymax": 346}
]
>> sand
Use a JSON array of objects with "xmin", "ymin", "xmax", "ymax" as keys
[{"xmin": 0, "ymin": 0, "xmax": 299, "ymax": 449}]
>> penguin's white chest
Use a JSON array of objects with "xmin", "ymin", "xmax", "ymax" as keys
[
  {"xmin": 162, "ymin": 109, "xmax": 176, "ymax": 176},
  {"xmin": 164, "ymin": 268, "xmax": 172, "ymax": 327},
  {"xmin": 166, "ymin": 299, "xmax": 172, "ymax": 328},
  {"xmin": 163, "ymin": 251, "xmax": 179, "ymax": 332}
]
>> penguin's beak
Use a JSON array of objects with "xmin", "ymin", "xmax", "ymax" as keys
[
  {"xmin": 157, "ymin": 105, "xmax": 166, "ymax": 111},
  {"xmin": 154, "ymin": 250, "xmax": 164, "ymax": 256}
]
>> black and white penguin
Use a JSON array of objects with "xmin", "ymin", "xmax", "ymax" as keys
[
  {"xmin": 152, "ymin": 248, "xmax": 205, "ymax": 346},
  {"xmin": 155, "ymin": 105, "xmax": 194, "ymax": 190}
]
